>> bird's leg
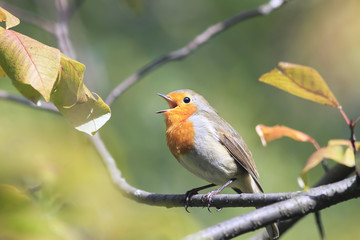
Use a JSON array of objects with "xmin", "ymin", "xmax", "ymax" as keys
[
  {"xmin": 203, "ymin": 179, "xmax": 235, "ymax": 212},
  {"xmin": 184, "ymin": 183, "xmax": 216, "ymax": 212}
]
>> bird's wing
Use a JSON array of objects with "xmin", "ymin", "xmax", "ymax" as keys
[{"xmin": 218, "ymin": 130, "xmax": 263, "ymax": 193}]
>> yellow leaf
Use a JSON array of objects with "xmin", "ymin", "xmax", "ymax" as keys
[
  {"xmin": 53, "ymin": 54, "xmax": 86, "ymax": 107},
  {"xmin": 0, "ymin": 184, "xmax": 30, "ymax": 211},
  {"xmin": 0, "ymin": 7, "xmax": 20, "ymax": 29},
  {"xmin": 299, "ymin": 145, "xmax": 355, "ymax": 189},
  {"xmin": 342, "ymin": 147, "xmax": 355, "ymax": 167},
  {"xmin": 51, "ymin": 54, "xmax": 111, "ymax": 135},
  {"xmin": 0, "ymin": 29, "xmax": 61, "ymax": 102},
  {"xmin": 303, "ymin": 146, "xmax": 354, "ymax": 173},
  {"xmin": 328, "ymin": 139, "xmax": 360, "ymax": 150},
  {"xmin": 356, "ymin": 154, "xmax": 360, "ymax": 178},
  {"xmin": 255, "ymin": 124, "xmax": 319, "ymax": 149},
  {"xmin": 259, "ymin": 62, "xmax": 339, "ymax": 107},
  {"xmin": 0, "ymin": 64, "xmax": 6, "ymax": 77},
  {"xmin": 12, "ymin": 80, "xmax": 42, "ymax": 103}
]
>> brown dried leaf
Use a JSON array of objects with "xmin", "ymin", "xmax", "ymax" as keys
[{"xmin": 256, "ymin": 124, "xmax": 319, "ymax": 149}]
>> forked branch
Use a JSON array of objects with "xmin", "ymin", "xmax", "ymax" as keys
[{"xmin": 105, "ymin": 0, "xmax": 290, "ymax": 106}]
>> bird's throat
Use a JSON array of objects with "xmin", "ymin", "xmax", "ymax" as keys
[{"xmin": 164, "ymin": 109, "xmax": 196, "ymax": 158}]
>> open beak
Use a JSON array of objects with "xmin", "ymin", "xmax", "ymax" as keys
[{"xmin": 156, "ymin": 93, "xmax": 177, "ymax": 113}]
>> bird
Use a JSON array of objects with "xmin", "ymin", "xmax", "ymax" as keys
[{"xmin": 157, "ymin": 89, "xmax": 279, "ymax": 239}]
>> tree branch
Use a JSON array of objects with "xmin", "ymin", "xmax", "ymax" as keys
[
  {"xmin": 55, "ymin": 0, "xmax": 76, "ymax": 59},
  {"xmin": 105, "ymin": 0, "xmax": 290, "ymax": 106},
  {"xmin": 248, "ymin": 164, "xmax": 355, "ymax": 240},
  {"xmin": 0, "ymin": 90, "xmax": 59, "ymax": 113},
  {"xmin": 91, "ymin": 133, "xmax": 305, "ymax": 208},
  {"xmin": 183, "ymin": 176, "xmax": 360, "ymax": 240}
]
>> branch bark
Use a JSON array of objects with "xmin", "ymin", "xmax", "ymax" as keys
[
  {"xmin": 105, "ymin": 0, "xmax": 290, "ymax": 106},
  {"xmin": 249, "ymin": 165, "xmax": 355, "ymax": 239},
  {"xmin": 183, "ymin": 175, "xmax": 360, "ymax": 240}
]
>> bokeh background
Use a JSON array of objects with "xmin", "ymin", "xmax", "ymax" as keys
[{"xmin": 1, "ymin": 0, "xmax": 360, "ymax": 239}]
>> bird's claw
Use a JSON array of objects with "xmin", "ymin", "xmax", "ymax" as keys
[
  {"xmin": 202, "ymin": 190, "xmax": 217, "ymax": 212},
  {"xmin": 201, "ymin": 190, "xmax": 223, "ymax": 212},
  {"xmin": 184, "ymin": 189, "xmax": 199, "ymax": 213}
]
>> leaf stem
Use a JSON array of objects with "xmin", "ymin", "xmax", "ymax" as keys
[{"xmin": 338, "ymin": 106, "xmax": 350, "ymax": 126}]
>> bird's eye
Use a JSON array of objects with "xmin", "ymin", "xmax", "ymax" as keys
[{"xmin": 183, "ymin": 97, "xmax": 191, "ymax": 104}]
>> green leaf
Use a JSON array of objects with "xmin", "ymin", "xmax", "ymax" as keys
[
  {"xmin": 0, "ymin": 64, "xmax": 6, "ymax": 77},
  {"xmin": 0, "ymin": 184, "xmax": 30, "ymax": 212},
  {"xmin": 125, "ymin": 0, "xmax": 145, "ymax": 13},
  {"xmin": 51, "ymin": 54, "xmax": 111, "ymax": 135},
  {"xmin": 0, "ymin": 7, "xmax": 20, "ymax": 29},
  {"xmin": 259, "ymin": 62, "xmax": 339, "ymax": 107},
  {"xmin": 0, "ymin": 28, "xmax": 61, "ymax": 102}
]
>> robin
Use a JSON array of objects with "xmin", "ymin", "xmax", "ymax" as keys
[{"xmin": 157, "ymin": 89, "xmax": 279, "ymax": 239}]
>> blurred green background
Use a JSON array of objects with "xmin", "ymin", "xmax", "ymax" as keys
[{"xmin": 1, "ymin": 0, "xmax": 360, "ymax": 239}]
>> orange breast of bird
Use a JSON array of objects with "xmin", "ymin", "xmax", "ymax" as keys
[{"xmin": 164, "ymin": 93, "xmax": 197, "ymax": 158}]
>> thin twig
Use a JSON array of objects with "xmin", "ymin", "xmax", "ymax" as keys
[
  {"xmin": 68, "ymin": 0, "xmax": 85, "ymax": 19},
  {"xmin": 0, "ymin": 1, "xmax": 55, "ymax": 34},
  {"xmin": 314, "ymin": 212, "xmax": 325, "ymax": 240},
  {"xmin": 349, "ymin": 120, "xmax": 357, "ymax": 155},
  {"xmin": 105, "ymin": 0, "xmax": 289, "ymax": 106},
  {"xmin": 354, "ymin": 116, "xmax": 360, "ymax": 126},
  {"xmin": 0, "ymin": 90, "xmax": 59, "ymax": 113},
  {"xmin": 55, "ymin": 0, "xmax": 76, "ymax": 59},
  {"xmin": 338, "ymin": 106, "xmax": 351, "ymax": 126}
]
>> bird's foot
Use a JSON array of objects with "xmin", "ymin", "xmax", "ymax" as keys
[
  {"xmin": 202, "ymin": 179, "xmax": 235, "ymax": 212},
  {"xmin": 202, "ymin": 190, "xmax": 221, "ymax": 212},
  {"xmin": 184, "ymin": 189, "xmax": 198, "ymax": 213},
  {"xmin": 183, "ymin": 183, "xmax": 216, "ymax": 212}
]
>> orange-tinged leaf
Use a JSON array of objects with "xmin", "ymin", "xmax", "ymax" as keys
[
  {"xmin": 256, "ymin": 124, "xmax": 319, "ymax": 149},
  {"xmin": 259, "ymin": 62, "xmax": 339, "ymax": 107},
  {"xmin": 0, "ymin": 29, "xmax": 60, "ymax": 102},
  {"xmin": 0, "ymin": 7, "xmax": 20, "ymax": 29}
]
